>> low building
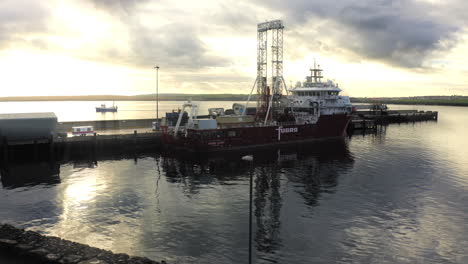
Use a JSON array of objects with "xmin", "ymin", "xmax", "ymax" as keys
[{"xmin": 0, "ymin": 112, "xmax": 57, "ymax": 141}]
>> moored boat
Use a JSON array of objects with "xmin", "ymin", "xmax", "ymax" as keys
[
  {"xmin": 160, "ymin": 20, "xmax": 353, "ymax": 151},
  {"xmin": 96, "ymin": 103, "xmax": 118, "ymax": 112},
  {"xmin": 160, "ymin": 64, "xmax": 353, "ymax": 152}
]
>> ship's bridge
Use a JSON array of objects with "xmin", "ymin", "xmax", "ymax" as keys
[
  {"xmin": 287, "ymin": 65, "xmax": 352, "ymax": 117},
  {"xmin": 288, "ymin": 84, "xmax": 342, "ymax": 97}
]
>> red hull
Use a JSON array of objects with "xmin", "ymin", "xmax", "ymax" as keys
[{"xmin": 162, "ymin": 114, "xmax": 351, "ymax": 151}]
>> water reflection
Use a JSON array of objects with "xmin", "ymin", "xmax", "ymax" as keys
[
  {"xmin": 254, "ymin": 165, "xmax": 282, "ymax": 254},
  {"xmin": 0, "ymin": 105, "xmax": 467, "ymax": 263},
  {"xmin": 159, "ymin": 139, "xmax": 354, "ymax": 260},
  {"xmin": 73, "ymin": 160, "xmax": 98, "ymax": 169},
  {"xmin": 161, "ymin": 154, "xmax": 249, "ymax": 195},
  {"xmin": 0, "ymin": 161, "xmax": 60, "ymax": 188}
]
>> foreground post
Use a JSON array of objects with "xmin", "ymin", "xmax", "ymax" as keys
[{"xmin": 242, "ymin": 155, "xmax": 254, "ymax": 264}]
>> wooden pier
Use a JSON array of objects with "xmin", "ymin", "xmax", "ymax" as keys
[
  {"xmin": 348, "ymin": 119, "xmax": 377, "ymax": 131},
  {"xmin": 349, "ymin": 109, "xmax": 438, "ymax": 131}
]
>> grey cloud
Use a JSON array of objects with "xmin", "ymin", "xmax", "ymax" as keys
[
  {"xmin": 87, "ymin": 0, "xmax": 140, "ymax": 14},
  {"xmin": 254, "ymin": 0, "xmax": 464, "ymax": 68},
  {"xmin": 85, "ymin": 0, "xmax": 233, "ymax": 70},
  {"xmin": 207, "ymin": 1, "xmax": 258, "ymax": 34},
  {"xmin": 128, "ymin": 22, "xmax": 230, "ymax": 69},
  {"xmin": 0, "ymin": 0, "xmax": 50, "ymax": 49}
]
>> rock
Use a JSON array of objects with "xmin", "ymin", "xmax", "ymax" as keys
[
  {"xmin": 128, "ymin": 256, "xmax": 157, "ymax": 264},
  {"xmin": 96, "ymin": 251, "xmax": 115, "ymax": 263},
  {"xmin": 0, "ymin": 223, "xmax": 24, "ymax": 239},
  {"xmin": 114, "ymin": 253, "xmax": 130, "ymax": 263},
  {"xmin": 1, "ymin": 224, "xmax": 162, "ymax": 264},
  {"xmin": 29, "ymin": 247, "xmax": 49, "ymax": 257},
  {"xmin": 46, "ymin": 253, "xmax": 62, "ymax": 261},
  {"xmin": 81, "ymin": 245, "xmax": 102, "ymax": 260},
  {"xmin": 21, "ymin": 230, "xmax": 43, "ymax": 245},
  {"xmin": 61, "ymin": 254, "xmax": 83, "ymax": 263},
  {"xmin": 78, "ymin": 258, "xmax": 108, "ymax": 264},
  {"xmin": 0, "ymin": 238, "xmax": 18, "ymax": 248},
  {"xmin": 16, "ymin": 243, "xmax": 34, "ymax": 251}
]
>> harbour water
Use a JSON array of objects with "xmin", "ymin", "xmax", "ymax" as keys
[
  {"xmin": 0, "ymin": 101, "xmax": 241, "ymax": 122},
  {"xmin": 0, "ymin": 102, "xmax": 467, "ymax": 263}
]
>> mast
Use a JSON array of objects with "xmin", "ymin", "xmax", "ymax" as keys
[
  {"xmin": 309, "ymin": 61, "xmax": 323, "ymax": 83},
  {"xmin": 255, "ymin": 20, "xmax": 285, "ymax": 122}
]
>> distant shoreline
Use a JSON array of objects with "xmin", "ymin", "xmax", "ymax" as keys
[
  {"xmin": 0, "ymin": 95, "xmax": 253, "ymax": 102},
  {"xmin": 0, "ymin": 98, "xmax": 244, "ymax": 102},
  {"xmin": 0, "ymin": 95, "xmax": 467, "ymax": 107},
  {"xmin": 351, "ymin": 98, "xmax": 468, "ymax": 107}
]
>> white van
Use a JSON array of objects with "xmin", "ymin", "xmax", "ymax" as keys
[{"xmin": 72, "ymin": 126, "xmax": 95, "ymax": 136}]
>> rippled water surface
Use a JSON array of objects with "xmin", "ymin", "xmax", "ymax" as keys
[{"xmin": 1, "ymin": 104, "xmax": 467, "ymax": 263}]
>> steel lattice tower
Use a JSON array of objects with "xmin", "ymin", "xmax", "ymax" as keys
[{"xmin": 256, "ymin": 20, "xmax": 285, "ymax": 120}]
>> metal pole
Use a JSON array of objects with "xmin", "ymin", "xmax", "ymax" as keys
[
  {"xmin": 155, "ymin": 66, "xmax": 160, "ymax": 119},
  {"xmin": 243, "ymin": 76, "xmax": 258, "ymax": 116},
  {"xmin": 242, "ymin": 155, "xmax": 254, "ymax": 264},
  {"xmin": 249, "ymin": 163, "xmax": 253, "ymax": 264}
]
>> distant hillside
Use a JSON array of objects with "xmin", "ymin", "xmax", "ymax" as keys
[
  {"xmin": 1, "ymin": 94, "xmax": 467, "ymax": 106},
  {"xmin": 0, "ymin": 94, "xmax": 257, "ymax": 102},
  {"xmin": 351, "ymin": 96, "xmax": 468, "ymax": 107}
]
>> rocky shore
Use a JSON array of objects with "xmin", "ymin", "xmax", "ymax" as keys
[{"xmin": 0, "ymin": 223, "xmax": 165, "ymax": 264}]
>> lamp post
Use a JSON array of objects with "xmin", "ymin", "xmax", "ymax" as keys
[
  {"xmin": 154, "ymin": 66, "xmax": 160, "ymax": 119},
  {"xmin": 242, "ymin": 155, "xmax": 254, "ymax": 264}
]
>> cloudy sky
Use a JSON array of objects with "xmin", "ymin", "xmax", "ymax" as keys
[{"xmin": 0, "ymin": 0, "xmax": 467, "ymax": 97}]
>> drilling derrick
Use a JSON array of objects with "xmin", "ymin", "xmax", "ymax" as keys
[{"xmin": 256, "ymin": 20, "xmax": 285, "ymax": 121}]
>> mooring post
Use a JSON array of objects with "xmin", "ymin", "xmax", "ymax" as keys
[
  {"xmin": 249, "ymin": 163, "xmax": 253, "ymax": 264},
  {"xmin": 241, "ymin": 155, "xmax": 254, "ymax": 264}
]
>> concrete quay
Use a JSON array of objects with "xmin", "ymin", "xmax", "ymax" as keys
[
  {"xmin": 0, "ymin": 224, "xmax": 165, "ymax": 264},
  {"xmin": 57, "ymin": 118, "xmax": 157, "ymax": 133},
  {"xmin": 0, "ymin": 130, "xmax": 163, "ymax": 162}
]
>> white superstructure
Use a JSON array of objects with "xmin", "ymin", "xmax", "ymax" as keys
[{"xmin": 287, "ymin": 63, "xmax": 352, "ymax": 124}]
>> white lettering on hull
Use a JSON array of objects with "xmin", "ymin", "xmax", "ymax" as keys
[
  {"xmin": 280, "ymin": 127, "xmax": 298, "ymax": 133},
  {"xmin": 276, "ymin": 126, "xmax": 299, "ymax": 141}
]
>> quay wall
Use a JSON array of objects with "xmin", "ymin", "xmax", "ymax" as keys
[
  {"xmin": 0, "ymin": 132, "xmax": 163, "ymax": 162},
  {"xmin": 57, "ymin": 118, "xmax": 158, "ymax": 132}
]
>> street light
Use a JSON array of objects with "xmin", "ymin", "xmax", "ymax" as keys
[
  {"xmin": 154, "ymin": 66, "xmax": 160, "ymax": 119},
  {"xmin": 242, "ymin": 155, "xmax": 254, "ymax": 264}
]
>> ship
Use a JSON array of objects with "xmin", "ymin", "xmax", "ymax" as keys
[
  {"xmin": 160, "ymin": 20, "xmax": 353, "ymax": 151},
  {"xmin": 160, "ymin": 64, "xmax": 353, "ymax": 152},
  {"xmin": 96, "ymin": 102, "xmax": 118, "ymax": 112}
]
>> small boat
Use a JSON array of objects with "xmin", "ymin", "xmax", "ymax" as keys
[{"xmin": 96, "ymin": 102, "xmax": 118, "ymax": 112}]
